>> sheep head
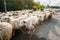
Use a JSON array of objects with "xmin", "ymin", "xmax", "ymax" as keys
[
  {"xmin": 19, "ymin": 19, "xmax": 27, "ymax": 28},
  {"xmin": 1, "ymin": 16, "xmax": 10, "ymax": 23}
]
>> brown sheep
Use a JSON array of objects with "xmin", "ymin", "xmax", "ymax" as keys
[{"xmin": 45, "ymin": 11, "xmax": 52, "ymax": 20}]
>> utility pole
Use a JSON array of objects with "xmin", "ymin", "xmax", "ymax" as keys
[{"xmin": 4, "ymin": 0, "xmax": 7, "ymax": 13}]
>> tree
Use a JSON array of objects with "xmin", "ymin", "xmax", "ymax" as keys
[
  {"xmin": 0, "ymin": 0, "xmax": 43, "ymax": 11},
  {"xmin": 40, "ymin": 5, "xmax": 45, "ymax": 11},
  {"xmin": 4, "ymin": 0, "xmax": 7, "ymax": 13}
]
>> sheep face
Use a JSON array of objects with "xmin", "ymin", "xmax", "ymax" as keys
[
  {"xmin": 1, "ymin": 16, "xmax": 10, "ymax": 23},
  {"xmin": 19, "ymin": 19, "xmax": 27, "ymax": 28}
]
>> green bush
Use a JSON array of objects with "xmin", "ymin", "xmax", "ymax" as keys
[{"xmin": 40, "ymin": 5, "xmax": 45, "ymax": 11}]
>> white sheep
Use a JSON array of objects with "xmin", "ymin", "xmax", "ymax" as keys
[
  {"xmin": 0, "ymin": 22, "xmax": 13, "ymax": 40},
  {"xmin": 39, "ymin": 13, "xmax": 46, "ymax": 22},
  {"xmin": 25, "ymin": 16, "xmax": 40, "ymax": 31},
  {"xmin": 0, "ymin": 15, "xmax": 26, "ymax": 32},
  {"xmin": 1, "ymin": 16, "xmax": 18, "ymax": 30},
  {"xmin": 1, "ymin": 16, "xmax": 9, "ymax": 22},
  {"xmin": 32, "ymin": 13, "xmax": 46, "ymax": 24}
]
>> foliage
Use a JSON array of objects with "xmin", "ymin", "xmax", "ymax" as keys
[
  {"xmin": 0, "ymin": 0, "xmax": 45, "ymax": 12},
  {"xmin": 40, "ymin": 5, "xmax": 45, "ymax": 11}
]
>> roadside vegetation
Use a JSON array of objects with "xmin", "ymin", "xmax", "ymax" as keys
[{"xmin": 0, "ymin": 0, "xmax": 45, "ymax": 12}]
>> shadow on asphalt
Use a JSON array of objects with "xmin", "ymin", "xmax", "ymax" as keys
[
  {"xmin": 34, "ymin": 18, "xmax": 60, "ymax": 40},
  {"xmin": 11, "ymin": 30, "xmax": 47, "ymax": 40}
]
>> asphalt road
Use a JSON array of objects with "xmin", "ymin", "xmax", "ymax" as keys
[{"xmin": 11, "ymin": 12, "xmax": 60, "ymax": 40}]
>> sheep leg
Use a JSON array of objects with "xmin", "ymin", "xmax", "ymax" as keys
[
  {"xmin": 39, "ymin": 20, "xmax": 43, "ymax": 25},
  {"xmin": 28, "ymin": 31, "xmax": 32, "ymax": 39},
  {"xmin": 40, "ymin": 21, "xmax": 43, "ymax": 25},
  {"xmin": 30, "ymin": 32, "xmax": 32, "ymax": 39},
  {"xmin": 12, "ymin": 30, "xmax": 15, "ymax": 36},
  {"xmin": 19, "ymin": 28, "xmax": 24, "ymax": 33},
  {"xmin": 33, "ymin": 24, "xmax": 37, "ymax": 28}
]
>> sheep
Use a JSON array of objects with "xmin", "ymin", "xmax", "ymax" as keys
[
  {"xmin": 7, "ymin": 16, "xmax": 30, "ymax": 34},
  {"xmin": 39, "ymin": 13, "xmax": 46, "ymax": 22},
  {"xmin": 16, "ymin": 16, "xmax": 29, "ymax": 31},
  {"xmin": 44, "ymin": 11, "xmax": 52, "ymax": 20},
  {"xmin": 24, "ymin": 16, "xmax": 41, "ymax": 32},
  {"xmin": 0, "ymin": 10, "xmax": 53, "ymax": 37},
  {"xmin": 0, "ymin": 15, "xmax": 26, "ymax": 32},
  {"xmin": 0, "ymin": 22, "xmax": 13, "ymax": 40},
  {"xmin": 20, "ymin": 16, "xmax": 42, "ymax": 38},
  {"xmin": 0, "ymin": 16, "xmax": 18, "ymax": 30},
  {"xmin": 32, "ymin": 13, "xmax": 46, "ymax": 24},
  {"xmin": 0, "ymin": 16, "xmax": 20, "ymax": 36},
  {"xmin": 19, "ymin": 14, "xmax": 40, "ymax": 30},
  {"xmin": 1, "ymin": 16, "xmax": 10, "ymax": 22},
  {"xmin": 1, "ymin": 13, "xmax": 6, "ymax": 16},
  {"xmin": 7, "ymin": 17, "xmax": 25, "ymax": 35},
  {"xmin": 5, "ymin": 12, "xmax": 12, "ymax": 17},
  {"xmin": 3, "ymin": 16, "xmax": 27, "ymax": 32},
  {"xmin": 5, "ymin": 17, "xmax": 19, "ymax": 29},
  {"xmin": 12, "ymin": 12, "xmax": 19, "ymax": 16}
]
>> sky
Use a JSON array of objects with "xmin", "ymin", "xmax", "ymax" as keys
[{"xmin": 34, "ymin": 0, "xmax": 60, "ymax": 6}]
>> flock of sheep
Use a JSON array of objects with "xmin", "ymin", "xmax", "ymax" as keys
[{"xmin": 0, "ymin": 9, "xmax": 53, "ymax": 40}]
